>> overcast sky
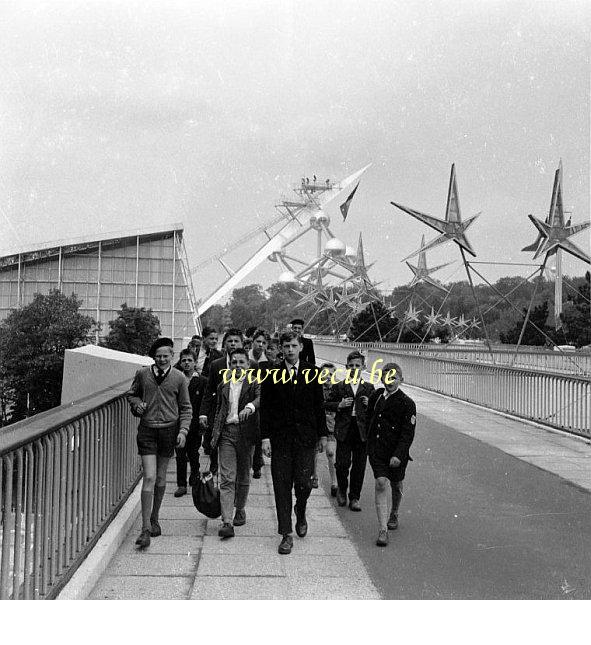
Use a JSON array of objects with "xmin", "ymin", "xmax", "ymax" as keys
[{"xmin": 1, "ymin": 0, "xmax": 589, "ymax": 304}]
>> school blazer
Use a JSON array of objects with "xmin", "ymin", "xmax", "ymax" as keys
[
  {"xmin": 210, "ymin": 379, "xmax": 261, "ymax": 450},
  {"xmin": 366, "ymin": 388, "xmax": 416, "ymax": 463},
  {"xmin": 325, "ymin": 380, "xmax": 375, "ymax": 442},
  {"xmin": 200, "ymin": 355, "xmax": 259, "ymax": 423},
  {"xmin": 260, "ymin": 360, "xmax": 327, "ymax": 448}
]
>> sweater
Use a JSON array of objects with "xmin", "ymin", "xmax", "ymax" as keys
[{"xmin": 126, "ymin": 366, "xmax": 192, "ymax": 431}]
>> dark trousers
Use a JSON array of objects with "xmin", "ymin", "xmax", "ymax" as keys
[
  {"xmin": 270, "ymin": 436, "xmax": 315, "ymax": 536},
  {"xmin": 175, "ymin": 430, "xmax": 201, "ymax": 487},
  {"xmin": 252, "ymin": 441, "xmax": 264, "ymax": 472},
  {"xmin": 335, "ymin": 419, "xmax": 367, "ymax": 501},
  {"xmin": 203, "ymin": 424, "xmax": 219, "ymax": 473}
]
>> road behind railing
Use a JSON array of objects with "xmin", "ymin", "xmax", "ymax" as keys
[
  {"xmin": 0, "ymin": 382, "xmax": 141, "ymax": 599},
  {"xmin": 315, "ymin": 341, "xmax": 591, "ymax": 438}
]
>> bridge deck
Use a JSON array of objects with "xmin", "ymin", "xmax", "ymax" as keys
[{"xmin": 88, "ymin": 386, "xmax": 591, "ymax": 600}]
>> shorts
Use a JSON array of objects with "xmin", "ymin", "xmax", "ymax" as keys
[
  {"xmin": 137, "ymin": 423, "xmax": 179, "ymax": 458},
  {"xmin": 368, "ymin": 444, "xmax": 408, "ymax": 482}
]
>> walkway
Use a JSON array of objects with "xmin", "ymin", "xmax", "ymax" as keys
[
  {"xmin": 89, "ymin": 458, "xmax": 380, "ymax": 600},
  {"xmin": 88, "ymin": 382, "xmax": 591, "ymax": 600}
]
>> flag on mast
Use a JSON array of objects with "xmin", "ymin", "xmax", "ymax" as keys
[{"xmin": 340, "ymin": 182, "xmax": 360, "ymax": 221}]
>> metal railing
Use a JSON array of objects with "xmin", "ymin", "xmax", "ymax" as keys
[
  {"xmin": 310, "ymin": 338, "xmax": 591, "ymax": 375},
  {"xmin": 0, "ymin": 383, "xmax": 141, "ymax": 599},
  {"xmin": 315, "ymin": 342, "xmax": 591, "ymax": 438}
]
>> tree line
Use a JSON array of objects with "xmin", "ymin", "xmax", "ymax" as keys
[{"xmin": 0, "ymin": 272, "xmax": 588, "ymax": 425}]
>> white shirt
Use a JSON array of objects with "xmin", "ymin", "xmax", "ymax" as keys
[
  {"xmin": 285, "ymin": 360, "xmax": 299, "ymax": 381},
  {"xmin": 152, "ymin": 365, "xmax": 171, "ymax": 379},
  {"xmin": 249, "ymin": 349, "xmax": 267, "ymax": 363},
  {"xmin": 226, "ymin": 379, "xmax": 244, "ymax": 424},
  {"xmin": 225, "ymin": 378, "xmax": 256, "ymax": 424},
  {"xmin": 196, "ymin": 347, "xmax": 207, "ymax": 373},
  {"xmin": 350, "ymin": 381, "xmax": 359, "ymax": 416}
]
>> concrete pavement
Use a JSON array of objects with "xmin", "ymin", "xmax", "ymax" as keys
[
  {"xmin": 89, "ymin": 457, "xmax": 380, "ymax": 600},
  {"xmin": 87, "ymin": 379, "xmax": 591, "ymax": 600}
]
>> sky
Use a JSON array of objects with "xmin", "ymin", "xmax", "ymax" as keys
[{"xmin": 1, "ymin": 0, "xmax": 589, "ymax": 308}]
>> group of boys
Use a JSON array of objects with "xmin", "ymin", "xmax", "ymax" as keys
[{"xmin": 126, "ymin": 318, "xmax": 416, "ymax": 553}]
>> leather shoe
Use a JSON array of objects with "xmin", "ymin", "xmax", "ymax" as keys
[
  {"xmin": 135, "ymin": 528, "xmax": 151, "ymax": 548},
  {"xmin": 218, "ymin": 523, "xmax": 235, "ymax": 539},
  {"xmin": 294, "ymin": 505, "xmax": 308, "ymax": 537},
  {"xmin": 387, "ymin": 514, "xmax": 399, "ymax": 530},
  {"xmin": 150, "ymin": 519, "xmax": 161, "ymax": 537},
  {"xmin": 336, "ymin": 489, "xmax": 347, "ymax": 507},
  {"xmin": 174, "ymin": 486, "xmax": 187, "ymax": 497},
  {"xmin": 330, "ymin": 485, "xmax": 338, "ymax": 498},
  {"xmin": 233, "ymin": 509, "xmax": 246, "ymax": 526},
  {"xmin": 349, "ymin": 499, "xmax": 362, "ymax": 512},
  {"xmin": 278, "ymin": 534, "xmax": 293, "ymax": 554},
  {"xmin": 252, "ymin": 469, "xmax": 262, "ymax": 479},
  {"xmin": 376, "ymin": 529, "xmax": 389, "ymax": 547}
]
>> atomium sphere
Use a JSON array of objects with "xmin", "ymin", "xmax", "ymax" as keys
[
  {"xmin": 345, "ymin": 245, "xmax": 356, "ymax": 259},
  {"xmin": 316, "ymin": 211, "xmax": 330, "ymax": 226},
  {"xmin": 324, "ymin": 237, "xmax": 346, "ymax": 257},
  {"xmin": 278, "ymin": 270, "xmax": 296, "ymax": 283}
]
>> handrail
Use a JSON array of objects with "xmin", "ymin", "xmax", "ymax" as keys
[{"xmin": 0, "ymin": 381, "xmax": 141, "ymax": 599}]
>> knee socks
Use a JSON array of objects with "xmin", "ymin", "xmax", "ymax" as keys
[{"xmin": 150, "ymin": 485, "xmax": 166, "ymax": 523}]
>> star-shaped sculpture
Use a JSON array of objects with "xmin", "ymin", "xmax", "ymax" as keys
[
  {"xmin": 456, "ymin": 314, "xmax": 469, "ymax": 329},
  {"xmin": 424, "ymin": 307, "xmax": 442, "ymax": 328},
  {"xmin": 293, "ymin": 268, "xmax": 328, "ymax": 308},
  {"xmin": 318, "ymin": 287, "xmax": 338, "ymax": 312},
  {"xmin": 525, "ymin": 161, "xmax": 590, "ymax": 264},
  {"xmin": 336, "ymin": 233, "xmax": 376, "ymax": 286},
  {"xmin": 335, "ymin": 286, "xmax": 355, "ymax": 309},
  {"xmin": 404, "ymin": 303, "xmax": 422, "ymax": 324},
  {"xmin": 469, "ymin": 317, "xmax": 481, "ymax": 330},
  {"xmin": 405, "ymin": 235, "xmax": 452, "ymax": 292},
  {"xmin": 391, "ymin": 164, "xmax": 480, "ymax": 258},
  {"xmin": 442, "ymin": 311, "xmax": 457, "ymax": 327}
]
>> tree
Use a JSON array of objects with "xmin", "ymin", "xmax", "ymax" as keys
[
  {"xmin": 499, "ymin": 300, "xmax": 554, "ymax": 346},
  {"xmin": 228, "ymin": 284, "xmax": 266, "ymax": 331},
  {"xmin": 103, "ymin": 303, "xmax": 161, "ymax": 355},
  {"xmin": 200, "ymin": 304, "xmax": 226, "ymax": 331},
  {"xmin": 560, "ymin": 271, "xmax": 590, "ymax": 347},
  {"xmin": 0, "ymin": 290, "xmax": 94, "ymax": 422},
  {"xmin": 348, "ymin": 301, "xmax": 398, "ymax": 342}
]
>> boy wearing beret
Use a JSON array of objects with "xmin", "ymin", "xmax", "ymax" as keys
[{"xmin": 127, "ymin": 338, "xmax": 192, "ymax": 548}]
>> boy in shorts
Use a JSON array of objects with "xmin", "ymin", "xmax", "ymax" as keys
[
  {"xmin": 366, "ymin": 362, "xmax": 416, "ymax": 547},
  {"xmin": 127, "ymin": 338, "xmax": 192, "ymax": 548}
]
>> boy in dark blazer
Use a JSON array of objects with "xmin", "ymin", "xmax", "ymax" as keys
[
  {"xmin": 366, "ymin": 362, "xmax": 416, "ymax": 547},
  {"xmin": 173, "ymin": 348, "xmax": 208, "ymax": 497},
  {"xmin": 325, "ymin": 351, "xmax": 374, "ymax": 511},
  {"xmin": 210, "ymin": 349, "xmax": 261, "ymax": 538},
  {"xmin": 199, "ymin": 328, "xmax": 244, "ymax": 474},
  {"xmin": 290, "ymin": 318, "xmax": 316, "ymax": 365},
  {"xmin": 260, "ymin": 330, "xmax": 327, "ymax": 555}
]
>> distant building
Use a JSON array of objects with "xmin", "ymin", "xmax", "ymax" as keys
[{"xmin": 0, "ymin": 224, "xmax": 200, "ymax": 348}]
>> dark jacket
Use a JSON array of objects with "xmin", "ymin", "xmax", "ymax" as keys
[
  {"xmin": 200, "ymin": 347, "xmax": 223, "ymax": 378},
  {"xmin": 299, "ymin": 337, "xmax": 316, "ymax": 365},
  {"xmin": 366, "ymin": 387, "xmax": 416, "ymax": 463},
  {"xmin": 260, "ymin": 360, "xmax": 327, "ymax": 448},
  {"xmin": 188, "ymin": 373, "xmax": 208, "ymax": 434},
  {"xmin": 200, "ymin": 354, "xmax": 258, "ymax": 424},
  {"xmin": 210, "ymin": 379, "xmax": 261, "ymax": 450},
  {"xmin": 325, "ymin": 380, "xmax": 375, "ymax": 441}
]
